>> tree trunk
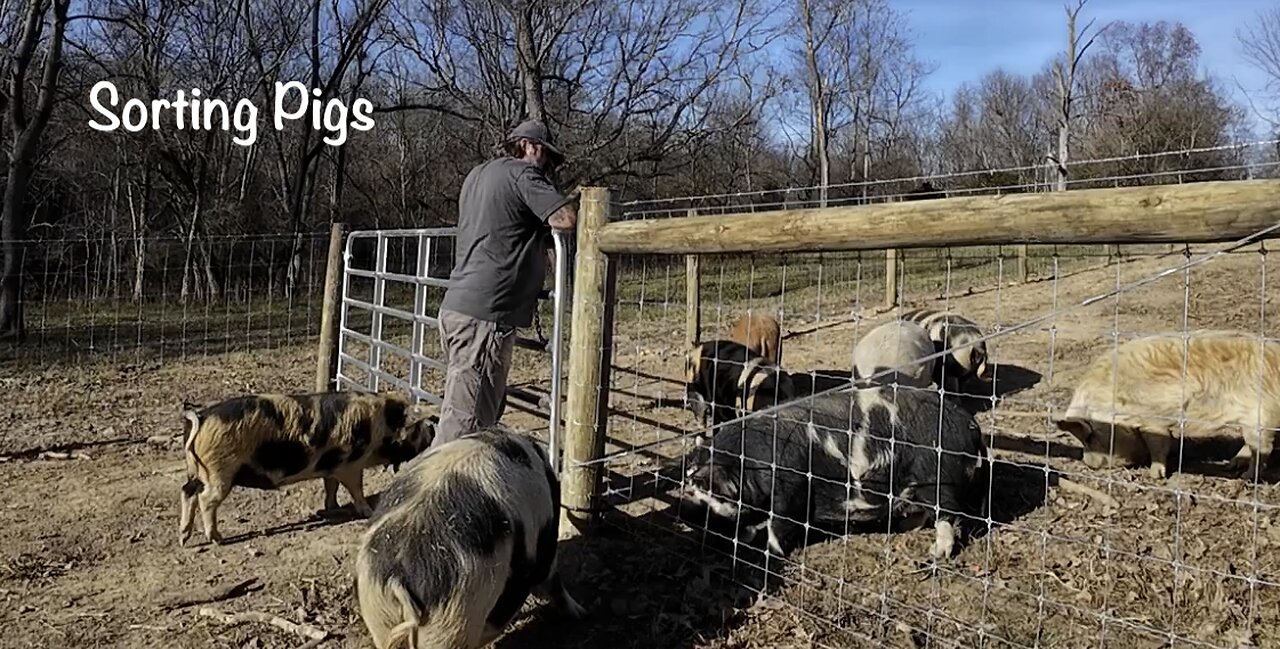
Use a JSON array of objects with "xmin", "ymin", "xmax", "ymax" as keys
[
  {"xmin": 130, "ymin": 161, "xmax": 153, "ymax": 303},
  {"xmin": 1055, "ymin": 120, "xmax": 1069, "ymax": 192},
  {"xmin": 0, "ymin": 163, "xmax": 29, "ymax": 340},
  {"xmin": 512, "ymin": 1, "xmax": 546, "ymax": 122},
  {"xmin": 109, "ymin": 172, "xmax": 122, "ymax": 301},
  {"xmin": 331, "ymin": 133, "xmax": 349, "ymax": 225},
  {"xmin": 108, "ymin": 233, "xmax": 119, "ymax": 300},
  {"xmin": 132, "ymin": 236, "xmax": 146, "ymax": 302},
  {"xmin": 179, "ymin": 202, "xmax": 200, "ymax": 303},
  {"xmin": 199, "ymin": 237, "xmax": 220, "ymax": 299},
  {"xmin": 797, "ymin": 0, "xmax": 828, "ymax": 208},
  {"xmin": 0, "ymin": 0, "xmax": 71, "ymax": 341},
  {"xmin": 814, "ymin": 100, "xmax": 829, "ymax": 207},
  {"xmin": 284, "ymin": 158, "xmax": 319, "ymax": 300},
  {"xmin": 1053, "ymin": 1, "xmax": 1100, "ymax": 193}
]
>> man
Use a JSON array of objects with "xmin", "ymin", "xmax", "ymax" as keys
[{"xmin": 433, "ymin": 119, "xmax": 578, "ymax": 447}]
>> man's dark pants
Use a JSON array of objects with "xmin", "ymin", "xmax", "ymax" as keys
[{"xmin": 433, "ymin": 308, "xmax": 517, "ymax": 447}]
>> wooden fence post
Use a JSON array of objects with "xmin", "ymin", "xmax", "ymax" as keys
[
  {"xmin": 560, "ymin": 186, "xmax": 616, "ymax": 538},
  {"xmin": 685, "ymin": 209, "xmax": 700, "ymax": 348},
  {"xmin": 314, "ymin": 221, "xmax": 346, "ymax": 392},
  {"xmin": 1017, "ymin": 244, "xmax": 1029, "ymax": 283},
  {"xmin": 884, "ymin": 248, "xmax": 899, "ymax": 308}
]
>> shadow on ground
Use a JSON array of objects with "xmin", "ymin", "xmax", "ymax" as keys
[
  {"xmin": 954, "ymin": 362, "xmax": 1043, "ymax": 414},
  {"xmin": 508, "ymin": 443, "xmax": 1064, "ymax": 648},
  {"xmin": 495, "ymin": 503, "xmax": 767, "ymax": 649}
]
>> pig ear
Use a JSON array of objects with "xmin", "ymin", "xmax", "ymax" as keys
[
  {"xmin": 684, "ymin": 445, "xmax": 710, "ymax": 475},
  {"xmin": 684, "ymin": 345, "xmax": 701, "ymax": 382},
  {"xmin": 181, "ymin": 409, "xmax": 201, "ymax": 439},
  {"xmin": 686, "ymin": 462, "xmax": 717, "ymax": 493},
  {"xmin": 685, "ymin": 389, "xmax": 709, "ymax": 421}
]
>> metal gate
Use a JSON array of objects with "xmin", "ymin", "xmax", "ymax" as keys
[{"xmin": 334, "ymin": 227, "xmax": 572, "ymax": 472}]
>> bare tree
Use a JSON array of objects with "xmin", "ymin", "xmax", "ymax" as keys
[
  {"xmin": 784, "ymin": 0, "xmax": 933, "ymax": 203},
  {"xmin": 1049, "ymin": 0, "xmax": 1107, "ymax": 192},
  {"xmin": 839, "ymin": 0, "xmax": 932, "ymax": 195},
  {"xmin": 93, "ymin": 0, "xmax": 180, "ymax": 302},
  {"xmin": 386, "ymin": 0, "xmax": 777, "ymax": 190},
  {"xmin": 243, "ymin": 0, "xmax": 390, "ymax": 297},
  {"xmin": 1, "ymin": 0, "xmax": 71, "ymax": 341},
  {"xmin": 1238, "ymin": 7, "xmax": 1280, "ymax": 128},
  {"xmin": 2, "ymin": 0, "xmax": 1261, "ymax": 331},
  {"xmin": 506, "ymin": 0, "xmax": 546, "ymax": 122},
  {"xmin": 939, "ymin": 69, "xmax": 1049, "ymax": 191},
  {"xmin": 1078, "ymin": 20, "xmax": 1246, "ymax": 183},
  {"xmin": 795, "ymin": 0, "xmax": 834, "ymax": 206}
]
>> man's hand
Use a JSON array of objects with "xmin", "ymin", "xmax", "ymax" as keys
[{"xmin": 547, "ymin": 199, "xmax": 578, "ymax": 231}]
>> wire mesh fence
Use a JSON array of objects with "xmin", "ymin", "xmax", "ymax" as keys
[
  {"xmin": 0, "ymin": 232, "xmax": 333, "ymax": 364},
  {"xmin": 580, "ymin": 142, "xmax": 1280, "ymax": 647}
]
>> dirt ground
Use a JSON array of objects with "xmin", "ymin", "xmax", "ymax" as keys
[{"xmin": 2, "ymin": 244, "xmax": 1279, "ymax": 649}]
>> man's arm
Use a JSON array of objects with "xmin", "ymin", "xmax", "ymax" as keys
[
  {"xmin": 516, "ymin": 165, "xmax": 578, "ymax": 231},
  {"xmin": 546, "ymin": 201, "xmax": 577, "ymax": 231}
]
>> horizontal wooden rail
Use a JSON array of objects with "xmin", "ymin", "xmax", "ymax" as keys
[{"xmin": 597, "ymin": 179, "xmax": 1280, "ymax": 255}]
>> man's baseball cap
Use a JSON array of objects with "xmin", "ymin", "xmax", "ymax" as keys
[{"xmin": 505, "ymin": 120, "xmax": 566, "ymax": 166}]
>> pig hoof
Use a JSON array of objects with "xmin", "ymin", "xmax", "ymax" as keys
[
  {"xmin": 207, "ymin": 532, "xmax": 223, "ymax": 546},
  {"xmin": 928, "ymin": 539, "xmax": 953, "ymax": 561},
  {"xmin": 1147, "ymin": 464, "xmax": 1167, "ymax": 480},
  {"xmin": 929, "ymin": 520, "xmax": 956, "ymax": 560},
  {"xmin": 354, "ymin": 503, "xmax": 375, "ymax": 518},
  {"xmin": 1227, "ymin": 457, "xmax": 1256, "ymax": 479},
  {"xmin": 1235, "ymin": 464, "xmax": 1261, "ymax": 482}
]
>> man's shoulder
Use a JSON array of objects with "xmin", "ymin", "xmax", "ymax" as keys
[
  {"xmin": 469, "ymin": 157, "xmax": 543, "ymax": 187},
  {"xmin": 471, "ymin": 156, "xmax": 538, "ymax": 174}
]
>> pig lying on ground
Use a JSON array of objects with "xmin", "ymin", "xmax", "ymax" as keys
[
  {"xmin": 1056, "ymin": 330, "xmax": 1280, "ymax": 480},
  {"xmin": 179, "ymin": 390, "xmax": 436, "ymax": 545},
  {"xmin": 680, "ymin": 382, "xmax": 989, "ymax": 561},
  {"xmin": 355, "ymin": 425, "xmax": 585, "ymax": 649}
]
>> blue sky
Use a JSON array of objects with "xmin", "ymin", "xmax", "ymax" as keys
[{"xmin": 897, "ymin": 0, "xmax": 1275, "ymax": 132}]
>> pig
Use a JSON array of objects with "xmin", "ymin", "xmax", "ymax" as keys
[
  {"xmin": 1056, "ymin": 330, "xmax": 1280, "ymax": 481},
  {"xmin": 680, "ymin": 383, "xmax": 989, "ymax": 561},
  {"xmin": 727, "ymin": 312, "xmax": 784, "ymax": 365},
  {"xmin": 684, "ymin": 339, "xmax": 796, "ymax": 431},
  {"xmin": 355, "ymin": 425, "xmax": 586, "ymax": 649},
  {"xmin": 852, "ymin": 319, "xmax": 938, "ymax": 390},
  {"xmin": 179, "ymin": 390, "xmax": 436, "ymax": 546},
  {"xmin": 900, "ymin": 307, "xmax": 991, "ymax": 392}
]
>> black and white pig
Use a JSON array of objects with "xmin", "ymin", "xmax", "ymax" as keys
[
  {"xmin": 679, "ymin": 384, "xmax": 989, "ymax": 560},
  {"xmin": 900, "ymin": 307, "xmax": 991, "ymax": 393},
  {"xmin": 179, "ymin": 390, "xmax": 436, "ymax": 546},
  {"xmin": 355, "ymin": 425, "xmax": 585, "ymax": 649},
  {"xmin": 684, "ymin": 339, "xmax": 796, "ymax": 430}
]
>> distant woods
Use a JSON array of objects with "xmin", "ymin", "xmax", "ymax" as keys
[{"xmin": 1, "ymin": 0, "xmax": 1278, "ymax": 340}]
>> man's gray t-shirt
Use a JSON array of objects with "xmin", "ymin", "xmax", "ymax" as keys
[{"xmin": 440, "ymin": 157, "xmax": 571, "ymax": 328}]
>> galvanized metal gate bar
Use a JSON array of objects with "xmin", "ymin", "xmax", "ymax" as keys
[{"xmin": 335, "ymin": 227, "xmax": 571, "ymax": 473}]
